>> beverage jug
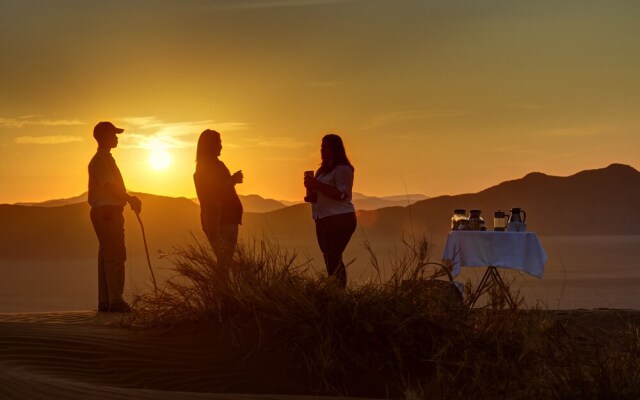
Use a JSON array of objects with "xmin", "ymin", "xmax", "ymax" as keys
[{"xmin": 508, "ymin": 208, "xmax": 526, "ymax": 223}]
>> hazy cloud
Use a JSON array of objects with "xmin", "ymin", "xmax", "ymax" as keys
[
  {"xmin": 117, "ymin": 116, "xmax": 248, "ymax": 150},
  {"xmin": 0, "ymin": 116, "xmax": 84, "ymax": 128},
  {"xmin": 365, "ymin": 109, "xmax": 466, "ymax": 130},
  {"xmin": 208, "ymin": 0, "xmax": 362, "ymax": 10},
  {"xmin": 485, "ymin": 144, "xmax": 539, "ymax": 155},
  {"xmin": 506, "ymin": 103, "xmax": 544, "ymax": 111},
  {"xmin": 14, "ymin": 135, "xmax": 83, "ymax": 145},
  {"xmin": 119, "ymin": 133, "xmax": 191, "ymax": 150},
  {"xmin": 261, "ymin": 156, "xmax": 308, "ymax": 162},
  {"xmin": 307, "ymin": 80, "xmax": 344, "ymax": 87},
  {"xmin": 539, "ymin": 126, "xmax": 605, "ymax": 137},
  {"xmin": 243, "ymin": 137, "xmax": 309, "ymax": 149}
]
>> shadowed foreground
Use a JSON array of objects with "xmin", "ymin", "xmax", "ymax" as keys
[
  {"xmin": 0, "ymin": 311, "xmax": 370, "ymax": 400},
  {"xmin": 0, "ymin": 310, "xmax": 639, "ymax": 399}
]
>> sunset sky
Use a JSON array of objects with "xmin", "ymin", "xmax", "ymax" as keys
[{"xmin": 1, "ymin": 0, "xmax": 639, "ymax": 204}]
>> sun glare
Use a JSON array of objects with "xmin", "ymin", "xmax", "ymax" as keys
[{"xmin": 148, "ymin": 149, "xmax": 171, "ymax": 171}]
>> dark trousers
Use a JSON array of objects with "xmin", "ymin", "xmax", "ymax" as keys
[
  {"xmin": 90, "ymin": 206, "xmax": 127, "ymax": 308},
  {"xmin": 315, "ymin": 212, "xmax": 357, "ymax": 288}
]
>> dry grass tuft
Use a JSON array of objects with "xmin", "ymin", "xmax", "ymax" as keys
[{"xmin": 131, "ymin": 235, "xmax": 640, "ymax": 399}]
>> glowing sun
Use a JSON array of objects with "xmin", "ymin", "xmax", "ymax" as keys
[{"xmin": 148, "ymin": 149, "xmax": 171, "ymax": 170}]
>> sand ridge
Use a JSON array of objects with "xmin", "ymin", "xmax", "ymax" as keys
[
  {"xmin": 0, "ymin": 311, "xmax": 374, "ymax": 400},
  {"xmin": 2, "ymin": 309, "xmax": 639, "ymax": 399}
]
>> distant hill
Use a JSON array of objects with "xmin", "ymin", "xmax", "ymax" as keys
[
  {"xmin": 14, "ymin": 191, "xmax": 429, "ymax": 213},
  {"xmin": 14, "ymin": 193, "xmax": 88, "ymax": 207},
  {"xmin": 15, "ymin": 192, "xmax": 287, "ymax": 214},
  {"xmin": 355, "ymin": 163, "xmax": 640, "ymax": 238},
  {"xmin": 243, "ymin": 193, "xmax": 430, "ymax": 211},
  {"xmin": 1, "ymin": 164, "xmax": 638, "ymax": 262},
  {"xmin": 190, "ymin": 194, "xmax": 287, "ymax": 214},
  {"xmin": 278, "ymin": 199, "xmax": 302, "ymax": 207},
  {"xmin": 0, "ymin": 193, "xmax": 201, "ymax": 261},
  {"xmin": 352, "ymin": 192, "xmax": 429, "ymax": 210}
]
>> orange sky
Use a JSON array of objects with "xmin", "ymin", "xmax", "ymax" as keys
[{"xmin": 1, "ymin": 0, "xmax": 639, "ymax": 204}]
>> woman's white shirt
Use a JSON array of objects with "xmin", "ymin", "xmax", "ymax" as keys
[{"xmin": 311, "ymin": 164, "xmax": 356, "ymax": 220}]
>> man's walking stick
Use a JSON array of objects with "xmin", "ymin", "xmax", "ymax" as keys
[{"xmin": 135, "ymin": 212, "xmax": 159, "ymax": 297}]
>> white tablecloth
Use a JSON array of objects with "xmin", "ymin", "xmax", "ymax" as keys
[{"xmin": 442, "ymin": 231, "xmax": 547, "ymax": 278}]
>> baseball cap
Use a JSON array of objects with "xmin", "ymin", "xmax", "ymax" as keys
[{"xmin": 93, "ymin": 121, "xmax": 124, "ymax": 138}]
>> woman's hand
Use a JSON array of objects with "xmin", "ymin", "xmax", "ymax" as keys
[
  {"xmin": 305, "ymin": 176, "xmax": 344, "ymax": 200},
  {"xmin": 304, "ymin": 175, "xmax": 318, "ymax": 189},
  {"xmin": 232, "ymin": 170, "xmax": 243, "ymax": 184}
]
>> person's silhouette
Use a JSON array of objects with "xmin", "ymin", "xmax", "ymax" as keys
[
  {"xmin": 304, "ymin": 134, "xmax": 357, "ymax": 288},
  {"xmin": 88, "ymin": 121, "xmax": 142, "ymax": 313},
  {"xmin": 193, "ymin": 130, "xmax": 243, "ymax": 277}
]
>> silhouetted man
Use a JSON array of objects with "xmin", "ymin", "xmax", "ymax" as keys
[{"xmin": 88, "ymin": 121, "xmax": 141, "ymax": 313}]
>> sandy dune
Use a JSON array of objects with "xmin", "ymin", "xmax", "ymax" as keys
[
  {"xmin": 2, "ymin": 310, "xmax": 639, "ymax": 399},
  {"xmin": 0, "ymin": 311, "xmax": 370, "ymax": 400}
]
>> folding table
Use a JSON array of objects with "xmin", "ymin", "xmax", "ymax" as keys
[{"xmin": 442, "ymin": 231, "xmax": 547, "ymax": 308}]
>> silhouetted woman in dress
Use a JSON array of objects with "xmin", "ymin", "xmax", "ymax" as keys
[
  {"xmin": 193, "ymin": 130, "xmax": 243, "ymax": 274},
  {"xmin": 304, "ymin": 134, "xmax": 357, "ymax": 288}
]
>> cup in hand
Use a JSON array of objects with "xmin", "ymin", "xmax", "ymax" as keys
[
  {"xmin": 304, "ymin": 170, "xmax": 317, "ymax": 203},
  {"xmin": 233, "ymin": 170, "xmax": 243, "ymax": 184}
]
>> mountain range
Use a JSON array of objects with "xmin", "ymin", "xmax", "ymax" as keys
[
  {"xmin": 2, "ymin": 164, "xmax": 638, "ymax": 262},
  {"xmin": 15, "ymin": 193, "xmax": 287, "ymax": 213},
  {"xmin": 15, "ymin": 192, "xmax": 429, "ymax": 213},
  {"xmin": 356, "ymin": 163, "xmax": 640, "ymax": 238}
]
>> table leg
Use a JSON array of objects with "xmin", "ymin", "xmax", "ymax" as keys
[
  {"xmin": 468, "ymin": 267, "xmax": 492, "ymax": 308},
  {"xmin": 468, "ymin": 266, "xmax": 516, "ymax": 309},
  {"xmin": 489, "ymin": 267, "xmax": 516, "ymax": 309}
]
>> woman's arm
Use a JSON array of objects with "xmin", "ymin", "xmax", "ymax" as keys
[
  {"xmin": 305, "ymin": 166, "xmax": 353, "ymax": 201},
  {"xmin": 311, "ymin": 180, "xmax": 343, "ymax": 200}
]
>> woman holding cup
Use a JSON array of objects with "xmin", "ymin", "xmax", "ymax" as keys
[{"xmin": 304, "ymin": 134, "xmax": 357, "ymax": 288}]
